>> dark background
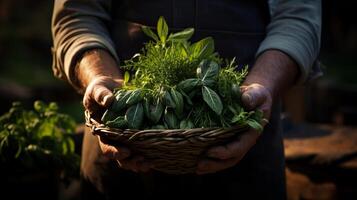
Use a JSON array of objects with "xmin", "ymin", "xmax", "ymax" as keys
[{"xmin": 0, "ymin": 1, "xmax": 356, "ymax": 200}]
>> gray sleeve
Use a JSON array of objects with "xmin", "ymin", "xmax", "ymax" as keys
[
  {"xmin": 257, "ymin": 0, "xmax": 322, "ymax": 83},
  {"xmin": 51, "ymin": 0, "xmax": 119, "ymax": 86}
]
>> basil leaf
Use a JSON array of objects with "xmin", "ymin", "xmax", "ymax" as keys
[
  {"xmin": 125, "ymin": 103, "xmax": 144, "ymax": 129},
  {"xmin": 179, "ymin": 119, "xmax": 194, "ymax": 129},
  {"xmin": 190, "ymin": 37, "xmax": 214, "ymax": 59},
  {"xmin": 101, "ymin": 109, "xmax": 117, "ymax": 123},
  {"xmin": 164, "ymin": 91, "xmax": 176, "ymax": 108},
  {"xmin": 141, "ymin": 26, "xmax": 159, "ymax": 42},
  {"xmin": 151, "ymin": 125, "xmax": 166, "ymax": 129},
  {"xmin": 202, "ymin": 86, "xmax": 223, "ymax": 115},
  {"xmin": 111, "ymin": 90, "xmax": 131, "ymax": 112},
  {"xmin": 144, "ymin": 100, "xmax": 164, "ymax": 123},
  {"xmin": 170, "ymin": 88, "xmax": 184, "ymax": 116},
  {"xmin": 168, "ymin": 28, "xmax": 194, "ymax": 42},
  {"xmin": 106, "ymin": 116, "xmax": 128, "ymax": 129},
  {"xmin": 179, "ymin": 90, "xmax": 193, "ymax": 106},
  {"xmin": 197, "ymin": 60, "xmax": 220, "ymax": 81},
  {"xmin": 177, "ymin": 78, "xmax": 200, "ymax": 93},
  {"xmin": 126, "ymin": 89, "xmax": 143, "ymax": 105},
  {"xmin": 157, "ymin": 16, "xmax": 168, "ymax": 43},
  {"xmin": 164, "ymin": 108, "xmax": 179, "ymax": 129}
]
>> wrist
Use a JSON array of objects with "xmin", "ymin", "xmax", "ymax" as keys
[
  {"xmin": 244, "ymin": 50, "xmax": 299, "ymax": 98},
  {"xmin": 75, "ymin": 49, "xmax": 123, "ymax": 93}
]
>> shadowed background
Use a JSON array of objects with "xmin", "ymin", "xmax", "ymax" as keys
[{"xmin": 0, "ymin": 1, "xmax": 356, "ymax": 200}]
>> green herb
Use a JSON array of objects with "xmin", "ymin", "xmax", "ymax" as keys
[
  {"xmin": 0, "ymin": 101, "xmax": 79, "ymax": 179},
  {"xmin": 102, "ymin": 17, "xmax": 262, "ymax": 131}
]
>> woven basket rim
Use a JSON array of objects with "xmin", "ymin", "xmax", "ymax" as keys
[{"xmin": 84, "ymin": 110, "xmax": 248, "ymax": 133}]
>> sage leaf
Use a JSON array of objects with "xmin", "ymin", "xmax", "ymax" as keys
[
  {"xmin": 106, "ymin": 116, "xmax": 128, "ymax": 129},
  {"xmin": 142, "ymin": 26, "xmax": 159, "ymax": 42},
  {"xmin": 197, "ymin": 60, "xmax": 220, "ymax": 81},
  {"xmin": 144, "ymin": 100, "xmax": 164, "ymax": 123},
  {"xmin": 151, "ymin": 125, "xmax": 166, "ymax": 129},
  {"xmin": 101, "ymin": 109, "xmax": 117, "ymax": 123},
  {"xmin": 190, "ymin": 37, "xmax": 214, "ymax": 59},
  {"xmin": 111, "ymin": 90, "xmax": 131, "ymax": 112},
  {"xmin": 126, "ymin": 89, "xmax": 142, "ymax": 105},
  {"xmin": 179, "ymin": 119, "xmax": 194, "ymax": 129},
  {"xmin": 164, "ymin": 90, "xmax": 176, "ymax": 108},
  {"xmin": 125, "ymin": 103, "xmax": 144, "ymax": 129},
  {"xmin": 157, "ymin": 16, "xmax": 168, "ymax": 43},
  {"xmin": 170, "ymin": 88, "xmax": 184, "ymax": 116},
  {"xmin": 179, "ymin": 90, "xmax": 193, "ymax": 106},
  {"xmin": 164, "ymin": 109, "xmax": 179, "ymax": 129},
  {"xmin": 202, "ymin": 86, "xmax": 223, "ymax": 115},
  {"xmin": 168, "ymin": 28, "xmax": 194, "ymax": 42},
  {"xmin": 177, "ymin": 78, "xmax": 200, "ymax": 93}
]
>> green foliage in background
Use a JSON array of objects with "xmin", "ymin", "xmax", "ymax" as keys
[{"xmin": 0, "ymin": 101, "xmax": 79, "ymax": 179}]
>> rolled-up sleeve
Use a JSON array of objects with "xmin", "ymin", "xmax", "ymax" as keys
[
  {"xmin": 256, "ymin": 0, "xmax": 322, "ymax": 83},
  {"xmin": 51, "ymin": 0, "xmax": 119, "ymax": 86}
]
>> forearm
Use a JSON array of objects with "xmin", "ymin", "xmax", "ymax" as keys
[
  {"xmin": 258, "ymin": 0, "xmax": 321, "ymax": 83},
  {"xmin": 76, "ymin": 49, "xmax": 123, "ymax": 93},
  {"xmin": 51, "ymin": 0, "xmax": 119, "ymax": 89},
  {"xmin": 244, "ymin": 50, "xmax": 299, "ymax": 99}
]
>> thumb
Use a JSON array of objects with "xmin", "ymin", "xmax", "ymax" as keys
[
  {"xmin": 92, "ymin": 85, "xmax": 115, "ymax": 107},
  {"xmin": 241, "ymin": 84, "xmax": 267, "ymax": 110}
]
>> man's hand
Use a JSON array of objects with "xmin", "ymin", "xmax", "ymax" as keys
[
  {"xmin": 196, "ymin": 84, "xmax": 272, "ymax": 175},
  {"xmin": 196, "ymin": 50, "xmax": 299, "ymax": 175},
  {"xmin": 78, "ymin": 49, "xmax": 151, "ymax": 173}
]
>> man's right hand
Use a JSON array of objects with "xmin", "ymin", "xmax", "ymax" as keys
[{"xmin": 77, "ymin": 49, "xmax": 151, "ymax": 173}]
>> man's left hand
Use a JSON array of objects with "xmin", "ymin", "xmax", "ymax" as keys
[{"xmin": 196, "ymin": 83, "xmax": 272, "ymax": 175}]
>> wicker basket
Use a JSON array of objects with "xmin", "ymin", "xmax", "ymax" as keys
[{"xmin": 85, "ymin": 110, "xmax": 249, "ymax": 174}]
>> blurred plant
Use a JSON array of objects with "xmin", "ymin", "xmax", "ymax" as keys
[{"xmin": 0, "ymin": 101, "xmax": 80, "ymax": 180}]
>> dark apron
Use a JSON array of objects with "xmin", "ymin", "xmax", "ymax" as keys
[{"xmin": 81, "ymin": 1, "xmax": 286, "ymax": 199}]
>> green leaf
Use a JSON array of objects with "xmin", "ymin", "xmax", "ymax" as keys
[
  {"xmin": 197, "ymin": 60, "xmax": 220, "ymax": 81},
  {"xmin": 124, "ymin": 71, "xmax": 130, "ymax": 86},
  {"xmin": 111, "ymin": 90, "xmax": 131, "ymax": 112},
  {"xmin": 125, "ymin": 103, "xmax": 144, "ymax": 129},
  {"xmin": 151, "ymin": 125, "xmax": 166, "ymax": 129},
  {"xmin": 231, "ymin": 84, "xmax": 241, "ymax": 101},
  {"xmin": 144, "ymin": 100, "xmax": 164, "ymax": 123},
  {"xmin": 190, "ymin": 37, "xmax": 215, "ymax": 59},
  {"xmin": 246, "ymin": 119, "xmax": 263, "ymax": 132},
  {"xmin": 66, "ymin": 137, "xmax": 75, "ymax": 153},
  {"xmin": 126, "ymin": 89, "xmax": 143, "ymax": 105},
  {"xmin": 202, "ymin": 86, "xmax": 223, "ymax": 115},
  {"xmin": 141, "ymin": 26, "xmax": 159, "ymax": 42},
  {"xmin": 177, "ymin": 78, "xmax": 200, "ymax": 93},
  {"xmin": 179, "ymin": 119, "xmax": 194, "ymax": 129},
  {"xmin": 164, "ymin": 109, "xmax": 179, "ymax": 129},
  {"xmin": 157, "ymin": 16, "xmax": 168, "ymax": 43},
  {"xmin": 101, "ymin": 109, "xmax": 117, "ymax": 123},
  {"xmin": 34, "ymin": 100, "xmax": 46, "ymax": 113},
  {"xmin": 164, "ymin": 90, "xmax": 176, "ymax": 108},
  {"xmin": 179, "ymin": 90, "xmax": 193, "ymax": 106},
  {"xmin": 168, "ymin": 28, "xmax": 194, "ymax": 42},
  {"xmin": 106, "ymin": 116, "xmax": 128, "ymax": 129},
  {"xmin": 170, "ymin": 88, "xmax": 184, "ymax": 116}
]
